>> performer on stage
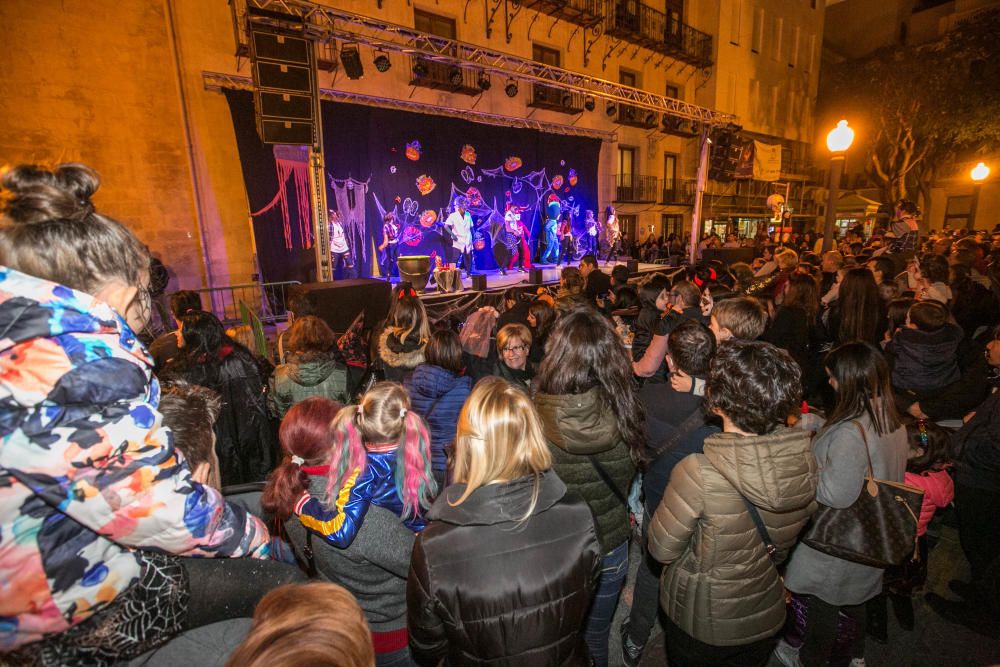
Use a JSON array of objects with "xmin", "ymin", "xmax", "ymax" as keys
[
  {"xmin": 499, "ymin": 208, "xmax": 528, "ymax": 274},
  {"xmin": 557, "ymin": 211, "xmax": 575, "ymax": 266},
  {"xmin": 328, "ymin": 209, "xmax": 352, "ymax": 279},
  {"xmin": 602, "ymin": 205, "xmax": 621, "ymax": 264},
  {"xmin": 583, "ymin": 209, "xmax": 600, "ymax": 257},
  {"xmin": 444, "ymin": 196, "xmax": 474, "ymax": 276},
  {"xmin": 541, "ymin": 198, "xmax": 561, "ymax": 264},
  {"xmin": 378, "ymin": 211, "xmax": 400, "ymax": 279}
]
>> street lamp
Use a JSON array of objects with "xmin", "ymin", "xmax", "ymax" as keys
[
  {"xmin": 969, "ymin": 161, "xmax": 990, "ymax": 229},
  {"xmin": 822, "ymin": 120, "xmax": 855, "ymax": 252}
]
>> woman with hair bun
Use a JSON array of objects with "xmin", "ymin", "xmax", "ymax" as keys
[
  {"xmin": 293, "ymin": 382, "xmax": 437, "ymax": 547},
  {"xmin": 0, "ymin": 163, "xmax": 298, "ymax": 664},
  {"xmin": 263, "ymin": 398, "xmax": 416, "ymax": 666},
  {"xmin": 408, "ymin": 377, "xmax": 601, "ymax": 665}
]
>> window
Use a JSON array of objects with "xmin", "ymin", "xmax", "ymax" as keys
[
  {"xmin": 944, "ymin": 195, "xmax": 973, "ymax": 229},
  {"xmin": 772, "ymin": 16, "xmax": 783, "ymax": 61},
  {"xmin": 619, "ymin": 214, "xmax": 638, "ymax": 241},
  {"xmin": 751, "ymin": 8, "xmax": 764, "ymax": 53},
  {"xmin": 619, "ymin": 69, "xmax": 638, "ymax": 87},
  {"xmin": 730, "ymin": 0, "xmax": 742, "ymax": 45},
  {"xmin": 532, "ymin": 43, "xmax": 560, "ymax": 66},
  {"xmin": 663, "ymin": 153, "xmax": 678, "ymax": 201},
  {"xmin": 414, "ymin": 9, "xmax": 456, "ymax": 39},
  {"xmin": 661, "ymin": 214, "xmax": 684, "ymax": 238},
  {"xmin": 665, "ymin": 83, "xmax": 680, "ymax": 99},
  {"xmin": 666, "ymin": 0, "xmax": 683, "ymax": 39},
  {"xmin": 770, "ymin": 85, "xmax": 779, "ymax": 129},
  {"xmin": 619, "ymin": 146, "xmax": 636, "ymax": 182},
  {"xmin": 805, "ymin": 34, "xmax": 815, "ymax": 72}
]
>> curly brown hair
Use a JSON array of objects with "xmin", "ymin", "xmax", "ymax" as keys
[{"xmin": 705, "ymin": 340, "xmax": 802, "ymax": 435}]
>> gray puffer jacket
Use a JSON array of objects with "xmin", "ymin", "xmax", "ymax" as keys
[
  {"xmin": 268, "ymin": 354, "xmax": 349, "ymax": 418},
  {"xmin": 534, "ymin": 386, "xmax": 636, "ymax": 554},
  {"xmin": 649, "ymin": 427, "xmax": 818, "ymax": 646}
]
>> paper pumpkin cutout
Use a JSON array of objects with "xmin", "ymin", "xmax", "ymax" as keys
[
  {"xmin": 568, "ymin": 169, "xmax": 578, "ymax": 186},
  {"xmin": 551, "ymin": 174, "xmax": 564, "ymax": 190},
  {"xmin": 460, "ymin": 144, "xmax": 477, "ymax": 165},
  {"xmin": 504, "ymin": 156, "xmax": 522, "ymax": 172},
  {"xmin": 415, "ymin": 174, "xmax": 436, "ymax": 195},
  {"xmin": 405, "ymin": 141, "xmax": 422, "ymax": 161},
  {"xmin": 419, "ymin": 210, "xmax": 438, "ymax": 227}
]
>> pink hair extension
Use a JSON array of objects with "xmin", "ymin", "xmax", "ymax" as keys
[
  {"xmin": 395, "ymin": 411, "xmax": 437, "ymax": 518},
  {"xmin": 325, "ymin": 407, "xmax": 368, "ymax": 500}
]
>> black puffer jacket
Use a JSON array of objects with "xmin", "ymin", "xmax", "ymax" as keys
[
  {"xmin": 378, "ymin": 328, "xmax": 426, "ymax": 383},
  {"xmin": 407, "ymin": 471, "xmax": 601, "ymax": 666},
  {"xmin": 534, "ymin": 387, "xmax": 636, "ymax": 553}
]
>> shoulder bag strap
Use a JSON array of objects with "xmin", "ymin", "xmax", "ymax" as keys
[
  {"xmin": 646, "ymin": 408, "xmax": 706, "ymax": 462},
  {"xmin": 738, "ymin": 494, "xmax": 783, "ymax": 564},
  {"xmin": 588, "ymin": 455, "xmax": 628, "ymax": 507},
  {"xmin": 850, "ymin": 419, "xmax": 876, "ymax": 480}
]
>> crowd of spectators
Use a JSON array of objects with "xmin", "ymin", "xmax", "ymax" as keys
[{"xmin": 2, "ymin": 165, "xmax": 999, "ymax": 667}]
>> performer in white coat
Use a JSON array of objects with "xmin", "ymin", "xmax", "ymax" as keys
[{"xmin": 444, "ymin": 196, "xmax": 474, "ymax": 276}]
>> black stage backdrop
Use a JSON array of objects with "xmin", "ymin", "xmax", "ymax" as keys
[{"xmin": 224, "ymin": 89, "xmax": 601, "ymax": 283}]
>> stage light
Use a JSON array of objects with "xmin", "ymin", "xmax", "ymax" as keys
[
  {"xmin": 340, "ymin": 44, "xmax": 364, "ymax": 79},
  {"xmin": 477, "ymin": 72, "xmax": 491, "ymax": 91},
  {"xmin": 448, "ymin": 66, "xmax": 464, "ymax": 87},
  {"xmin": 505, "ymin": 79, "xmax": 519, "ymax": 97},
  {"xmin": 561, "ymin": 92, "xmax": 574, "ymax": 108},
  {"xmin": 606, "ymin": 102, "xmax": 617, "ymax": 117},
  {"xmin": 644, "ymin": 111, "xmax": 656, "ymax": 127},
  {"xmin": 584, "ymin": 96, "xmax": 595, "ymax": 112},
  {"xmin": 412, "ymin": 60, "xmax": 428, "ymax": 78},
  {"xmin": 373, "ymin": 51, "xmax": 391, "ymax": 73}
]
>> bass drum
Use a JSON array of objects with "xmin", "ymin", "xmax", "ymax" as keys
[{"xmin": 472, "ymin": 230, "xmax": 497, "ymax": 271}]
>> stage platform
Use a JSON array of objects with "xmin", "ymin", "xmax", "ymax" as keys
[{"xmin": 403, "ymin": 260, "xmax": 683, "ymax": 303}]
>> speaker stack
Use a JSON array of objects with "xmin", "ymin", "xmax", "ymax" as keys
[{"xmin": 249, "ymin": 26, "xmax": 317, "ymax": 145}]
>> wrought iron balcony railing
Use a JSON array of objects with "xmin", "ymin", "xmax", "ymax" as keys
[
  {"xmin": 605, "ymin": 1, "xmax": 713, "ymax": 68},
  {"xmin": 615, "ymin": 174, "xmax": 659, "ymax": 203}
]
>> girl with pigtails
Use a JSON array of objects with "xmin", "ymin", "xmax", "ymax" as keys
[{"xmin": 291, "ymin": 382, "xmax": 438, "ymax": 547}]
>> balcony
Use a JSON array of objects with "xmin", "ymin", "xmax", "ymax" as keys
[
  {"xmin": 606, "ymin": 1, "xmax": 713, "ymax": 68},
  {"xmin": 528, "ymin": 83, "xmax": 586, "ymax": 114},
  {"xmin": 518, "ymin": 0, "xmax": 603, "ymax": 28},
  {"xmin": 409, "ymin": 57, "xmax": 483, "ymax": 96},
  {"xmin": 661, "ymin": 179, "xmax": 697, "ymax": 205},
  {"xmin": 615, "ymin": 174, "xmax": 659, "ymax": 203},
  {"xmin": 617, "ymin": 103, "xmax": 658, "ymax": 129}
]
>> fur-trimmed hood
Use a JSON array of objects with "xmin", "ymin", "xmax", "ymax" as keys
[{"xmin": 378, "ymin": 327, "xmax": 426, "ymax": 370}]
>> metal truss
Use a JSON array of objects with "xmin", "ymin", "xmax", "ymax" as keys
[
  {"xmin": 232, "ymin": 0, "xmax": 736, "ymax": 126},
  {"xmin": 202, "ymin": 71, "xmax": 618, "ymax": 141}
]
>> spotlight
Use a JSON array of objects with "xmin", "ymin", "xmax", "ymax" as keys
[
  {"xmin": 340, "ymin": 43, "xmax": 364, "ymax": 80},
  {"xmin": 373, "ymin": 51, "xmax": 391, "ymax": 73},
  {"xmin": 477, "ymin": 72, "xmax": 491, "ymax": 91},
  {"xmin": 448, "ymin": 66, "xmax": 463, "ymax": 87},
  {"xmin": 412, "ymin": 60, "xmax": 428, "ymax": 78},
  {"xmin": 505, "ymin": 79, "xmax": 519, "ymax": 97},
  {"xmin": 584, "ymin": 96, "xmax": 595, "ymax": 112},
  {"xmin": 561, "ymin": 92, "xmax": 573, "ymax": 108},
  {"xmin": 644, "ymin": 111, "xmax": 656, "ymax": 127},
  {"xmin": 606, "ymin": 102, "xmax": 617, "ymax": 117}
]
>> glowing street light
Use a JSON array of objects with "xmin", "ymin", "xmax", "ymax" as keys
[
  {"xmin": 822, "ymin": 120, "xmax": 855, "ymax": 252},
  {"xmin": 968, "ymin": 162, "xmax": 990, "ymax": 229}
]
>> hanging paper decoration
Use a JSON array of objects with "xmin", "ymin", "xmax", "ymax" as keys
[
  {"xmin": 511, "ymin": 178, "xmax": 522, "ymax": 194},
  {"xmin": 252, "ymin": 146, "xmax": 312, "ymax": 250},
  {"xmin": 568, "ymin": 168, "xmax": 578, "ymax": 186},
  {"xmin": 405, "ymin": 140, "xmax": 422, "ymax": 161},
  {"xmin": 416, "ymin": 174, "xmax": 436, "ymax": 195},
  {"xmin": 402, "ymin": 224, "xmax": 423, "ymax": 246},
  {"xmin": 477, "ymin": 176, "xmax": 482, "ymax": 182},
  {"xmin": 389, "ymin": 165, "xmax": 397, "ymax": 174},
  {"xmin": 560, "ymin": 159, "xmax": 566, "ymax": 166},
  {"xmin": 419, "ymin": 210, "xmax": 438, "ymax": 227},
  {"xmin": 504, "ymin": 156, "xmax": 523, "ymax": 172},
  {"xmin": 461, "ymin": 166, "xmax": 475, "ymax": 184},
  {"xmin": 465, "ymin": 187, "xmax": 483, "ymax": 207},
  {"xmin": 551, "ymin": 174, "xmax": 564, "ymax": 190},
  {"xmin": 394, "ymin": 196, "xmax": 401, "ymax": 203},
  {"xmin": 564, "ymin": 187, "xmax": 570, "ymax": 192},
  {"xmin": 460, "ymin": 144, "xmax": 477, "ymax": 165},
  {"xmin": 402, "ymin": 198, "xmax": 419, "ymax": 217}
]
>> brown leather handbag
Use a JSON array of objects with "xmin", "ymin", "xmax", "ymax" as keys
[{"xmin": 802, "ymin": 420, "xmax": 924, "ymax": 568}]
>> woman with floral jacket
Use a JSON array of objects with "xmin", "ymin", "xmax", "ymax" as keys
[{"xmin": 0, "ymin": 164, "xmax": 298, "ymax": 666}]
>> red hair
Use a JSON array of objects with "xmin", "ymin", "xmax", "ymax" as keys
[{"xmin": 261, "ymin": 397, "xmax": 342, "ymax": 521}]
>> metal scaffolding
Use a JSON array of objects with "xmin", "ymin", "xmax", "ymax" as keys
[
  {"xmin": 230, "ymin": 0, "xmax": 737, "ymax": 126},
  {"xmin": 203, "ymin": 71, "xmax": 617, "ymax": 141}
]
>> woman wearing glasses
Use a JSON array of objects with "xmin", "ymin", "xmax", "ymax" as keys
[{"xmin": 494, "ymin": 323, "xmax": 534, "ymax": 391}]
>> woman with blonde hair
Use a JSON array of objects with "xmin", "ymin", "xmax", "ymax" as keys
[
  {"xmin": 377, "ymin": 294, "xmax": 431, "ymax": 383},
  {"xmin": 408, "ymin": 377, "xmax": 601, "ymax": 665}
]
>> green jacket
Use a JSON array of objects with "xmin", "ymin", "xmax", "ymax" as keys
[
  {"xmin": 268, "ymin": 355, "xmax": 350, "ymax": 418},
  {"xmin": 534, "ymin": 386, "xmax": 636, "ymax": 553}
]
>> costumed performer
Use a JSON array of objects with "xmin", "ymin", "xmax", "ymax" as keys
[{"xmin": 379, "ymin": 211, "xmax": 400, "ymax": 280}]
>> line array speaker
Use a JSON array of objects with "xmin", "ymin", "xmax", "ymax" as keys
[{"xmin": 249, "ymin": 26, "xmax": 317, "ymax": 145}]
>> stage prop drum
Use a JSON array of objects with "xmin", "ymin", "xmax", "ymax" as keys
[{"xmin": 397, "ymin": 255, "xmax": 431, "ymax": 291}]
